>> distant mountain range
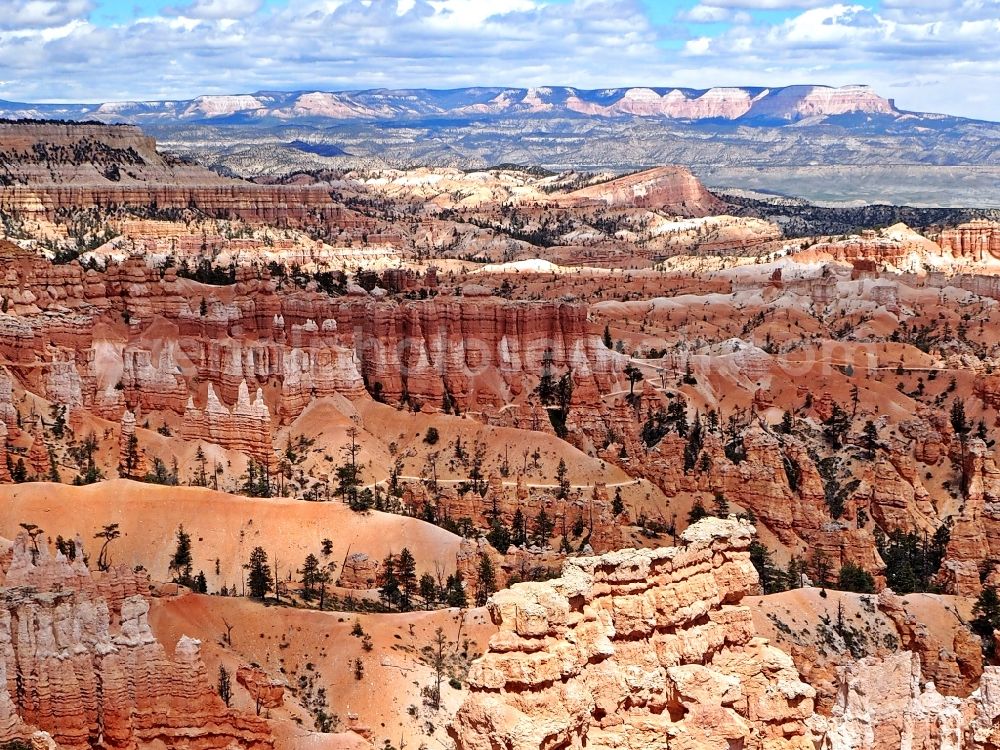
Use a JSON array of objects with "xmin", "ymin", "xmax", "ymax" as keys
[
  {"xmin": 3, "ymin": 84, "xmax": 998, "ymax": 207},
  {"xmin": 0, "ymin": 85, "xmax": 906, "ymax": 124}
]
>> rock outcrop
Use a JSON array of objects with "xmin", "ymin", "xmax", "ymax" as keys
[
  {"xmin": 820, "ymin": 650, "xmax": 1000, "ymax": 750},
  {"xmin": 450, "ymin": 517, "xmax": 817, "ymax": 750},
  {"xmin": 938, "ymin": 221, "xmax": 1000, "ymax": 263},
  {"xmin": 0, "ymin": 531, "xmax": 273, "ymax": 750},
  {"xmin": 562, "ymin": 166, "xmax": 725, "ymax": 216},
  {"xmin": 181, "ymin": 381, "xmax": 273, "ymax": 461}
]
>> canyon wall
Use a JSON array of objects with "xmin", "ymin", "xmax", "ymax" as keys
[{"xmin": 0, "ymin": 531, "xmax": 273, "ymax": 750}]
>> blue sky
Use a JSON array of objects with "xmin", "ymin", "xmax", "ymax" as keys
[{"xmin": 1, "ymin": 0, "xmax": 998, "ymax": 120}]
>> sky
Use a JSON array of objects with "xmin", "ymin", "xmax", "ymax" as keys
[{"xmin": 0, "ymin": 0, "xmax": 998, "ymax": 120}]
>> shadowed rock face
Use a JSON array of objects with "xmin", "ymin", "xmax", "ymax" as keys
[
  {"xmin": 449, "ymin": 518, "xmax": 818, "ymax": 750},
  {"xmin": 0, "ymin": 531, "xmax": 273, "ymax": 750}
]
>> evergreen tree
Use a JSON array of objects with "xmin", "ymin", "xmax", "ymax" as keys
[
  {"xmin": 486, "ymin": 518, "xmax": 512, "ymax": 553},
  {"xmin": 419, "ymin": 573, "xmax": 437, "ymax": 609},
  {"xmin": 445, "ymin": 570, "xmax": 467, "ymax": 607},
  {"xmin": 511, "ymin": 508, "xmax": 528, "ymax": 547},
  {"xmin": 712, "ymin": 492, "xmax": 730, "ymax": 517},
  {"xmin": 475, "ymin": 553, "xmax": 497, "ymax": 606},
  {"xmin": 602, "ymin": 324, "xmax": 613, "ymax": 349},
  {"xmin": 837, "ymin": 562, "xmax": 876, "ymax": 594},
  {"xmin": 810, "ymin": 549, "xmax": 833, "ymax": 588},
  {"xmin": 94, "ymin": 523, "xmax": 120, "ymax": 572},
  {"xmin": 687, "ymin": 498, "xmax": 709, "ymax": 525},
  {"xmin": 217, "ymin": 664, "xmax": 232, "ymax": 707},
  {"xmin": 786, "ymin": 556, "xmax": 804, "ymax": 589},
  {"xmin": 863, "ymin": 420, "xmax": 880, "ymax": 459},
  {"xmin": 972, "ymin": 586, "xmax": 1000, "ymax": 657},
  {"xmin": 612, "ymin": 487, "xmax": 625, "ymax": 517},
  {"xmin": 169, "ymin": 525, "xmax": 194, "ymax": 586},
  {"xmin": 749, "ymin": 540, "xmax": 785, "ymax": 594},
  {"xmin": 555, "ymin": 458, "xmax": 570, "ymax": 500},
  {"xmin": 532, "ymin": 508, "xmax": 555, "ymax": 546},
  {"xmin": 822, "ymin": 402, "xmax": 851, "ymax": 448},
  {"xmin": 300, "ymin": 553, "xmax": 320, "ymax": 600},
  {"xmin": 379, "ymin": 553, "xmax": 400, "ymax": 609},
  {"xmin": 246, "ymin": 546, "xmax": 273, "ymax": 599},
  {"xmin": 623, "ymin": 364, "xmax": 643, "ymax": 399},
  {"xmin": 397, "ymin": 548, "xmax": 417, "ymax": 611}
]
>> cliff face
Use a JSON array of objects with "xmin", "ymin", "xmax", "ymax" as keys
[
  {"xmin": 449, "ymin": 518, "xmax": 818, "ymax": 750},
  {"xmin": 820, "ymin": 650, "xmax": 1000, "ymax": 750},
  {"xmin": 0, "ymin": 532, "xmax": 273, "ymax": 750},
  {"xmin": 0, "ymin": 252, "xmax": 623, "ymax": 469},
  {"xmin": 0, "ymin": 121, "xmax": 380, "ymax": 230},
  {"xmin": 0, "ymin": 254, "xmax": 622, "ymax": 429},
  {"xmin": 562, "ymin": 166, "xmax": 726, "ymax": 216},
  {"xmin": 937, "ymin": 221, "xmax": 1000, "ymax": 262}
]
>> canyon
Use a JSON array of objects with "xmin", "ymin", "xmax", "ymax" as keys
[{"xmin": 3, "ymin": 119, "xmax": 1000, "ymax": 750}]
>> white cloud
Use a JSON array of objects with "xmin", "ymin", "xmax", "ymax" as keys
[
  {"xmin": 676, "ymin": 4, "xmax": 751, "ymax": 22},
  {"xmin": 0, "ymin": 0, "xmax": 998, "ymax": 120},
  {"xmin": 698, "ymin": 0, "xmax": 829, "ymax": 8},
  {"xmin": 166, "ymin": 0, "xmax": 264, "ymax": 19},
  {"xmin": 0, "ymin": 0, "xmax": 93, "ymax": 30}
]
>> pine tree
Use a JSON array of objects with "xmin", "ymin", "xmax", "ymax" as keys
[
  {"xmin": 602, "ymin": 324, "xmax": 613, "ymax": 349},
  {"xmin": 94, "ymin": 523, "xmax": 120, "ymax": 572},
  {"xmin": 445, "ymin": 570, "xmax": 467, "ymax": 607},
  {"xmin": 194, "ymin": 444, "xmax": 208, "ymax": 487},
  {"xmin": 511, "ymin": 508, "xmax": 528, "ymax": 547},
  {"xmin": 837, "ymin": 562, "xmax": 875, "ymax": 594},
  {"xmin": 169, "ymin": 525, "xmax": 194, "ymax": 586},
  {"xmin": 612, "ymin": 487, "xmax": 625, "ymax": 517},
  {"xmin": 623, "ymin": 364, "xmax": 643, "ymax": 399},
  {"xmin": 532, "ymin": 508, "xmax": 555, "ymax": 546},
  {"xmin": 420, "ymin": 573, "xmax": 437, "ymax": 609},
  {"xmin": 300, "ymin": 553, "xmax": 320, "ymax": 600},
  {"xmin": 555, "ymin": 458, "xmax": 570, "ymax": 500},
  {"xmin": 397, "ymin": 548, "xmax": 417, "ymax": 611},
  {"xmin": 972, "ymin": 586, "xmax": 1000, "ymax": 657},
  {"xmin": 475, "ymin": 553, "xmax": 497, "ymax": 606},
  {"xmin": 750, "ymin": 540, "xmax": 785, "ymax": 594},
  {"xmin": 246, "ymin": 546, "xmax": 273, "ymax": 599},
  {"xmin": 810, "ymin": 549, "xmax": 833, "ymax": 588},
  {"xmin": 822, "ymin": 402, "xmax": 851, "ymax": 448},
  {"xmin": 863, "ymin": 420, "xmax": 880, "ymax": 459},
  {"xmin": 687, "ymin": 498, "xmax": 709, "ymax": 525},
  {"xmin": 217, "ymin": 664, "xmax": 232, "ymax": 707},
  {"xmin": 379, "ymin": 553, "xmax": 400, "ymax": 610}
]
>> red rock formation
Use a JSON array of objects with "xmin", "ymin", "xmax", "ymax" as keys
[
  {"xmin": 938, "ymin": 220, "xmax": 1000, "ymax": 262},
  {"xmin": 877, "ymin": 590, "xmax": 982, "ymax": 698},
  {"xmin": 1, "ymin": 252, "xmax": 621, "ymax": 432},
  {"xmin": 942, "ymin": 438, "xmax": 1000, "ymax": 593},
  {"xmin": 25, "ymin": 417, "xmax": 52, "ymax": 480},
  {"xmin": 180, "ymin": 381, "xmax": 273, "ymax": 461},
  {"xmin": 0, "ymin": 531, "xmax": 273, "ymax": 750},
  {"xmin": 561, "ymin": 166, "xmax": 725, "ymax": 216},
  {"xmin": 236, "ymin": 666, "xmax": 284, "ymax": 709},
  {"xmin": 820, "ymin": 650, "xmax": 1000, "ymax": 750},
  {"xmin": 449, "ymin": 518, "xmax": 817, "ymax": 750},
  {"xmin": 117, "ymin": 409, "xmax": 149, "ymax": 479},
  {"xmin": 805, "ymin": 225, "xmax": 943, "ymax": 270}
]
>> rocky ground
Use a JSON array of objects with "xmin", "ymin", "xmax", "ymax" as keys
[{"xmin": 2, "ymin": 121, "xmax": 1000, "ymax": 749}]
